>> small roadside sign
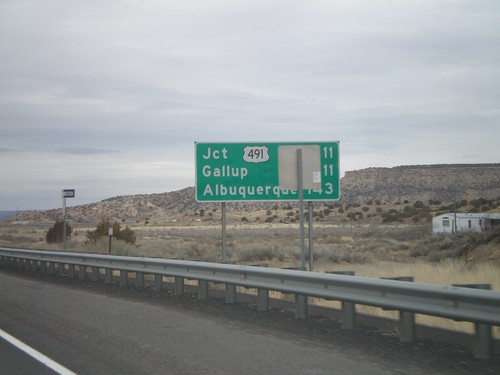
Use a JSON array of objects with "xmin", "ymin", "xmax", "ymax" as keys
[{"xmin": 62, "ymin": 189, "xmax": 75, "ymax": 198}]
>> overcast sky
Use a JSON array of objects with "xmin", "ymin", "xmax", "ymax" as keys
[{"xmin": 1, "ymin": 0, "xmax": 499, "ymax": 210}]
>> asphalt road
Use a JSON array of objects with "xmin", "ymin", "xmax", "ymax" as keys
[
  {"xmin": 1, "ymin": 269, "xmax": 499, "ymax": 374},
  {"xmin": 0, "ymin": 335, "xmax": 61, "ymax": 374}
]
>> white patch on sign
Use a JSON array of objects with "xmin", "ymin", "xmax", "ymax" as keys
[{"xmin": 313, "ymin": 171, "xmax": 321, "ymax": 183}]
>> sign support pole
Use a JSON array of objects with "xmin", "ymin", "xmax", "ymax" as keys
[
  {"xmin": 108, "ymin": 227, "xmax": 113, "ymax": 255},
  {"xmin": 221, "ymin": 202, "xmax": 226, "ymax": 261},
  {"xmin": 297, "ymin": 149, "xmax": 306, "ymax": 271},
  {"xmin": 62, "ymin": 195, "xmax": 67, "ymax": 252},
  {"xmin": 61, "ymin": 189, "xmax": 75, "ymax": 252},
  {"xmin": 308, "ymin": 201, "xmax": 314, "ymax": 271}
]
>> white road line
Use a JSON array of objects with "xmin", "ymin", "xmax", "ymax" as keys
[{"xmin": 0, "ymin": 328, "xmax": 77, "ymax": 375}]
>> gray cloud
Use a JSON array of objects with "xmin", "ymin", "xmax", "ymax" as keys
[
  {"xmin": 56, "ymin": 147, "xmax": 117, "ymax": 155},
  {"xmin": 0, "ymin": 0, "xmax": 499, "ymax": 209}
]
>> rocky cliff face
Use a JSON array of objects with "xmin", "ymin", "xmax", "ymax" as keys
[
  {"xmin": 10, "ymin": 164, "xmax": 500, "ymax": 223},
  {"xmin": 341, "ymin": 164, "xmax": 500, "ymax": 204}
]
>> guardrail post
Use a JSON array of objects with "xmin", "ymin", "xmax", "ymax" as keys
[
  {"xmin": 30, "ymin": 260, "xmax": 38, "ymax": 272},
  {"xmin": 257, "ymin": 288, "xmax": 269, "ymax": 312},
  {"xmin": 68, "ymin": 264, "xmax": 75, "ymax": 278},
  {"xmin": 78, "ymin": 265, "xmax": 86, "ymax": 280},
  {"xmin": 91, "ymin": 266, "xmax": 99, "ymax": 282},
  {"xmin": 40, "ymin": 261, "xmax": 47, "ymax": 274},
  {"xmin": 295, "ymin": 294, "xmax": 308, "ymax": 319},
  {"xmin": 105, "ymin": 269, "xmax": 113, "ymax": 284},
  {"xmin": 326, "ymin": 271, "xmax": 356, "ymax": 329},
  {"xmin": 198, "ymin": 280, "xmax": 209, "ymax": 300},
  {"xmin": 222, "ymin": 261, "xmax": 237, "ymax": 304},
  {"xmin": 175, "ymin": 277, "xmax": 184, "ymax": 296},
  {"xmin": 225, "ymin": 284, "xmax": 237, "ymax": 304},
  {"xmin": 120, "ymin": 270, "xmax": 128, "ymax": 287},
  {"xmin": 136, "ymin": 272, "xmax": 144, "ymax": 288},
  {"xmin": 57, "ymin": 263, "xmax": 66, "ymax": 275},
  {"xmin": 282, "ymin": 266, "xmax": 308, "ymax": 319},
  {"xmin": 453, "ymin": 283, "xmax": 493, "ymax": 360},
  {"xmin": 382, "ymin": 276, "xmax": 415, "ymax": 343},
  {"xmin": 251, "ymin": 264, "xmax": 269, "ymax": 312},
  {"xmin": 154, "ymin": 274, "xmax": 162, "ymax": 292},
  {"xmin": 48, "ymin": 262, "xmax": 55, "ymax": 275}
]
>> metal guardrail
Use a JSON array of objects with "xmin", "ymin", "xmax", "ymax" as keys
[{"xmin": 1, "ymin": 247, "xmax": 499, "ymax": 359}]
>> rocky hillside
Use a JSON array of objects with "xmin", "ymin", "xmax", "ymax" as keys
[
  {"xmin": 10, "ymin": 164, "xmax": 500, "ymax": 223},
  {"xmin": 341, "ymin": 164, "xmax": 500, "ymax": 204}
]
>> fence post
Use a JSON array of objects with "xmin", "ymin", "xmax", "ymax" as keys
[{"xmin": 453, "ymin": 283, "xmax": 493, "ymax": 360}]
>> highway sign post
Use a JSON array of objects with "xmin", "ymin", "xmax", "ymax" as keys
[
  {"xmin": 195, "ymin": 142, "xmax": 339, "ymax": 202},
  {"xmin": 62, "ymin": 189, "xmax": 75, "ymax": 252}
]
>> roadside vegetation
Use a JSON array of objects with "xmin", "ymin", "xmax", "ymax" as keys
[{"xmin": 1, "ymin": 197, "xmax": 499, "ymax": 338}]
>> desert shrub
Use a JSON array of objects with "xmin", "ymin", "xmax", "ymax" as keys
[
  {"xmin": 46, "ymin": 220, "xmax": 72, "ymax": 243},
  {"xmin": 381, "ymin": 210, "xmax": 403, "ymax": 223},
  {"xmin": 2, "ymin": 233, "xmax": 38, "ymax": 244},
  {"xmin": 409, "ymin": 246, "xmax": 429, "ymax": 258},
  {"xmin": 86, "ymin": 220, "xmax": 136, "ymax": 244},
  {"xmin": 326, "ymin": 249, "xmax": 370, "ymax": 264},
  {"xmin": 237, "ymin": 247, "xmax": 278, "ymax": 262},
  {"xmin": 413, "ymin": 201, "xmax": 426, "ymax": 209},
  {"xmin": 82, "ymin": 236, "xmax": 134, "ymax": 255},
  {"xmin": 428, "ymin": 249, "xmax": 459, "ymax": 262},
  {"xmin": 185, "ymin": 243, "xmax": 210, "ymax": 259}
]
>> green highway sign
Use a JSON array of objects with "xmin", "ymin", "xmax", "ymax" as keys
[{"xmin": 195, "ymin": 142, "xmax": 340, "ymax": 202}]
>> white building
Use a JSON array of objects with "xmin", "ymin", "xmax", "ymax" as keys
[{"xmin": 432, "ymin": 213, "xmax": 500, "ymax": 234}]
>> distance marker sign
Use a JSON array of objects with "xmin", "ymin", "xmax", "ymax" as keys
[{"xmin": 195, "ymin": 142, "xmax": 339, "ymax": 202}]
